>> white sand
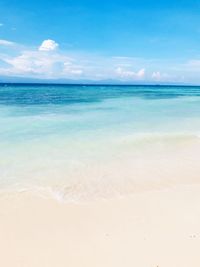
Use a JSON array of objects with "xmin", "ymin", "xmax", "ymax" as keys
[{"xmin": 0, "ymin": 185, "xmax": 200, "ymax": 267}]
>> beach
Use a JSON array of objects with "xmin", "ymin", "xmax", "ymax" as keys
[
  {"xmin": 1, "ymin": 184, "xmax": 200, "ymax": 267},
  {"xmin": 1, "ymin": 84, "xmax": 200, "ymax": 266}
]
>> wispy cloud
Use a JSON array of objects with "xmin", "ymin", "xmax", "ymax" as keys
[
  {"xmin": 187, "ymin": 60, "xmax": 200, "ymax": 69},
  {"xmin": 116, "ymin": 67, "xmax": 145, "ymax": 80},
  {"xmin": 0, "ymin": 39, "xmax": 16, "ymax": 47}
]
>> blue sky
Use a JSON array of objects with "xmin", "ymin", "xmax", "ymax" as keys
[{"xmin": 1, "ymin": 0, "xmax": 200, "ymax": 83}]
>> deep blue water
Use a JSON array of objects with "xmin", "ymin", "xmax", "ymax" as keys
[{"xmin": 1, "ymin": 84, "xmax": 200, "ymax": 105}]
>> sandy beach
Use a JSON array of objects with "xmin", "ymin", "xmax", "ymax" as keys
[{"xmin": 0, "ymin": 184, "xmax": 200, "ymax": 267}]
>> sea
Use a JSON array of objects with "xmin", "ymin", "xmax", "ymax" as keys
[{"xmin": 1, "ymin": 84, "xmax": 200, "ymax": 201}]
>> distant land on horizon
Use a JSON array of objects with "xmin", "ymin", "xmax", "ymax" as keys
[{"xmin": 0, "ymin": 76, "xmax": 196, "ymax": 87}]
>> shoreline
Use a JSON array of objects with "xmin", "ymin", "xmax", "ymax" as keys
[
  {"xmin": 1, "ymin": 132, "xmax": 200, "ymax": 203},
  {"xmin": 1, "ymin": 184, "xmax": 200, "ymax": 267}
]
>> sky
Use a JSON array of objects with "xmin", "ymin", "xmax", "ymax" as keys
[{"xmin": 1, "ymin": 0, "xmax": 200, "ymax": 83}]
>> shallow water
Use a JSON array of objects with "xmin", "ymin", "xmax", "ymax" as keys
[{"xmin": 1, "ymin": 84, "xmax": 200, "ymax": 201}]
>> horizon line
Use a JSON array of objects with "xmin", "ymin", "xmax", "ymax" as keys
[{"xmin": 0, "ymin": 82, "xmax": 200, "ymax": 87}]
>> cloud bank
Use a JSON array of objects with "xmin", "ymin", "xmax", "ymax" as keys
[{"xmin": 0, "ymin": 38, "xmax": 194, "ymax": 83}]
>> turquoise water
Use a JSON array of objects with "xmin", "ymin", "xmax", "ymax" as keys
[{"xmin": 1, "ymin": 84, "xmax": 200, "ymax": 201}]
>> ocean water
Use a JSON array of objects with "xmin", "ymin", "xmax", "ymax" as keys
[{"xmin": 1, "ymin": 84, "xmax": 200, "ymax": 201}]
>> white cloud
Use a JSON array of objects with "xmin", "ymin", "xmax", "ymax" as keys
[
  {"xmin": 0, "ymin": 39, "xmax": 16, "ymax": 46},
  {"xmin": 116, "ymin": 67, "xmax": 145, "ymax": 80},
  {"xmin": 0, "ymin": 38, "xmax": 185, "ymax": 82},
  {"xmin": 152, "ymin": 71, "xmax": 170, "ymax": 81},
  {"xmin": 137, "ymin": 68, "xmax": 145, "ymax": 78},
  {"xmin": 39, "ymin": 39, "xmax": 59, "ymax": 51},
  {"xmin": 4, "ymin": 52, "xmax": 62, "ymax": 75},
  {"xmin": 63, "ymin": 62, "xmax": 83, "ymax": 76},
  {"xmin": 0, "ymin": 48, "xmax": 84, "ymax": 79},
  {"xmin": 152, "ymin": 71, "xmax": 162, "ymax": 80}
]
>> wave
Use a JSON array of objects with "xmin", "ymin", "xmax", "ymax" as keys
[{"xmin": 0, "ymin": 132, "xmax": 200, "ymax": 202}]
